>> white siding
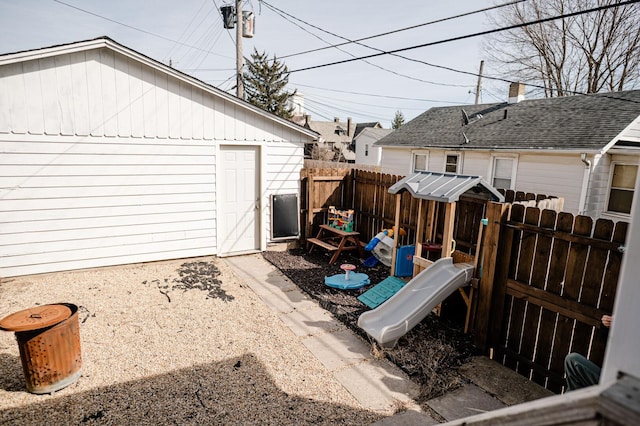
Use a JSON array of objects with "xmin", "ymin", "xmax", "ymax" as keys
[
  {"xmin": 515, "ymin": 153, "xmax": 585, "ymax": 214},
  {"xmin": 354, "ymin": 130, "xmax": 386, "ymax": 167},
  {"xmin": 263, "ymin": 130, "xmax": 305, "ymax": 244},
  {"xmin": 380, "ymin": 147, "xmax": 599, "ymax": 214},
  {"xmin": 586, "ymin": 153, "xmax": 611, "ymax": 218},
  {"xmin": 0, "ymin": 45, "xmax": 313, "ymax": 277},
  {"xmin": 380, "ymin": 147, "xmax": 411, "ymax": 176},
  {"xmin": 591, "ymin": 153, "xmax": 640, "ymax": 221},
  {"xmin": 0, "ymin": 134, "xmax": 216, "ymax": 277},
  {"xmin": 458, "ymin": 151, "xmax": 489, "ymax": 177}
]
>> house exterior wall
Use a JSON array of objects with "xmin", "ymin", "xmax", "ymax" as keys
[
  {"xmin": 587, "ymin": 153, "xmax": 640, "ymax": 221},
  {"xmin": 586, "ymin": 153, "xmax": 611, "ymax": 218},
  {"xmin": 355, "ymin": 130, "xmax": 383, "ymax": 166},
  {"xmin": 380, "ymin": 147, "xmax": 411, "ymax": 176},
  {"xmin": 0, "ymin": 46, "xmax": 311, "ymax": 277},
  {"xmin": 514, "ymin": 153, "xmax": 585, "ymax": 214},
  {"xmin": 381, "ymin": 147, "xmax": 591, "ymax": 214}
]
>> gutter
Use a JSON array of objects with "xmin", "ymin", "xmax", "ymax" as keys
[{"xmin": 578, "ymin": 153, "xmax": 592, "ymax": 215}]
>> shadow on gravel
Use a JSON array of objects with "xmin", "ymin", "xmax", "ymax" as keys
[{"xmin": 0, "ymin": 354, "xmax": 382, "ymax": 425}]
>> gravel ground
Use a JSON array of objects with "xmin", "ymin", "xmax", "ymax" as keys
[{"xmin": 0, "ymin": 256, "xmax": 383, "ymax": 425}]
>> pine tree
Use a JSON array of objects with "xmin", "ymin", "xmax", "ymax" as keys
[
  {"xmin": 391, "ymin": 110, "xmax": 405, "ymax": 129},
  {"xmin": 243, "ymin": 48, "xmax": 296, "ymax": 119}
]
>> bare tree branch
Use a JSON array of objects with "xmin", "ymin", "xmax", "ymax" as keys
[{"xmin": 484, "ymin": 0, "xmax": 640, "ymax": 96}]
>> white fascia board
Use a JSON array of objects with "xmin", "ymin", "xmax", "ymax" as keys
[{"xmin": 601, "ymin": 115, "xmax": 640, "ymax": 154}]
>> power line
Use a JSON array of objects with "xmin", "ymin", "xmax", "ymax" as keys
[
  {"xmin": 287, "ymin": 0, "xmax": 640, "ymax": 97},
  {"xmin": 52, "ymin": 0, "xmax": 233, "ymax": 60},
  {"xmin": 293, "ymin": 82, "xmax": 466, "ymax": 104},
  {"xmin": 272, "ymin": 0, "xmax": 525, "ymax": 60},
  {"xmin": 164, "ymin": 0, "xmax": 209, "ymax": 62},
  {"xmin": 261, "ymin": 0, "xmax": 492, "ymax": 88}
]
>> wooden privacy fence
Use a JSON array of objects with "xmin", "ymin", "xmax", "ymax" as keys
[
  {"xmin": 475, "ymin": 203, "xmax": 627, "ymax": 393},
  {"xmin": 301, "ymin": 167, "xmax": 627, "ymax": 392},
  {"xmin": 301, "ymin": 167, "xmax": 554, "ymax": 257},
  {"xmin": 302, "ymin": 168, "xmax": 508, "ymax": 251}
]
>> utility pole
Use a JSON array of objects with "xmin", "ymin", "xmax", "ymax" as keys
[
  {"xmin": 235, "ymin": 0, "xmax": 244, "ymax": 99},
  {"xmin": 475, "ymin": 60, "xmax": 484, "ymax": 105}
]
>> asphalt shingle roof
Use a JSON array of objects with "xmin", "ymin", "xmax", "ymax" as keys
[{"xmin": 375, "ymin": 90, "xmax": 640, "ymax": 151}]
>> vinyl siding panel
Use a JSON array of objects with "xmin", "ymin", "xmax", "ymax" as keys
[
  {"xmin": 380, "ymin": 147, "xmax": 411, "ymax": 176},
  {"xmin": 0, "ymin": 44, "xmax": 313, "ymax": 276},
  {"xmin": 514, "ymin": 154, "xmax": 585, "ymax": 213},
  {"xmin": 263, "ymin": 139, "xmax": 305, "ymax": 243},
  {"xmin": 460, "ymin": 151, "xmax": 491, "ymax": 177},
  {"xmin": 585, "ymin": 154, "xmax": 611, "ymax": 217},
  {"xmin": 0, "ymin": 133, "xmax": 216, "ymax": 277},
  {"xmin": 354, "ymin": 132, "xmax": 383, "ymax": 166},
  {"xmin": 594, "ymin": 153, "xmax": 640, "ymax": 221}
]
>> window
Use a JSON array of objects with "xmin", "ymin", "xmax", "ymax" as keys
[
  {"xmin": 607, "ymin": 164, "xmax": 637, "ymax": 214},
  {"xmin": 491, "ymin": 156, "xmax": 517, "ymax": 190},
  {"xmin": 412, "ymin": 150, "xmax": 429, "ymax": 172},
  {"xmin": 445, "ymin": 153, "xmax": 460, "ymax": 173}
]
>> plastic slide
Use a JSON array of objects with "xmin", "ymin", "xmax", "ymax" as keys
[{"xmin": 357, "ymin": 257, "xmax": 474, "ymax": 348}]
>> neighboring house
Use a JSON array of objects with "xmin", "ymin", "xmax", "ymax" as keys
[
  {"xmin": 0, "ymin": 37, "xmax": 318, "ymax": 277},
  {"xmin": 375, "ymin": 83, "xmax": 640, "ymax": 220},
  {"xmin": 354, "ymin": 127, "xmax": 392, "ymax": 167},
  {"xmin": 353, "ymin": 121, "xmax": 382, "ymax": 139},
  {"xmin": 301, "ymin": 117, "xmax": 382, "ymax": 163},
  {"xmin": 303, "ymin": 116, "xmax": 355, "ymax": 162}
]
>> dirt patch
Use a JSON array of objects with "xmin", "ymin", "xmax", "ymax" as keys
[{"xmin": 263, "ymin": 248, "xmax": 481, "ymax": 403}]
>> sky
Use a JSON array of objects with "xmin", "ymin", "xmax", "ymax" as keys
[{"xmin": 0, "ymin": 0, "xmax": 513, "ymax": 127}]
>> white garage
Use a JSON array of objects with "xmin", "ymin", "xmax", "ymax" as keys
[{"xmin": 0, "ymin": 37, "xmax": 317, "ymax": 277}]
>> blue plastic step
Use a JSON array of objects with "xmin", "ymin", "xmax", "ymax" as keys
[{"xmin": 357, "ymin": 276, "xmax": 407, "ymax": 309}]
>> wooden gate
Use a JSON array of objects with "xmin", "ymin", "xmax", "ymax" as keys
[{"xmin": 481, "ymin": 203, "xmax": 627, "ymax": 392}]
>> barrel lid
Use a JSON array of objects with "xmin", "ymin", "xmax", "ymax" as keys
[{"xmin": 0, "ymin": 304, "xmax": 71, "ymax": 332}]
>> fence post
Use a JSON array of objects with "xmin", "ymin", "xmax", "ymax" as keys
[
  {"xmin": 307, "ymin": 173, "xmax": 315, "ymax": 238},
  {"xmin": 473, "ymin": 201, "xmax": 509, "ymax": 350}
]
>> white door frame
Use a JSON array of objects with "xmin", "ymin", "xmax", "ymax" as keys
[{"xmin": 216, "ymin": 144, "xmax": 262, "ymax": 256}]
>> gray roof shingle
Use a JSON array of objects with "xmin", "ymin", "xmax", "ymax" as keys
[{"xmin": 375, "ymin": 90, "xmax": 640, "ymax": 151}]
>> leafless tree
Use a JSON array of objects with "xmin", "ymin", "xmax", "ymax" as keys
[{"xmin": 484, "ymin": 0, "xmax": 640, "ymax": 96}]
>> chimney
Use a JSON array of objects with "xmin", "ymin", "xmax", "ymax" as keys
[
  {"xmin": 508, "ymin": 82, "xmax": 525, "ymax": 103},
  {"xmin": 347, "ymin": 117, "xmax": 352, "ymax": 135},
  {"xmin": 304, "ymin": 114, "xmax": 311, "ymax": 127},
  {"xmin": 334, "ymin": 117, "xmax": 340, "ymax": 123}
]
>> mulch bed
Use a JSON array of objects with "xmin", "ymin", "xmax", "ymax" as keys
[{"xmin": 262, "ymin": 248, "xmax": 481, "ymax": 403}]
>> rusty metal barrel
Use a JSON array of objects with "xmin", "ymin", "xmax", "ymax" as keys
[{"xmin": 0, "ymin": 303, "xmax": 82, "ymax": 394}]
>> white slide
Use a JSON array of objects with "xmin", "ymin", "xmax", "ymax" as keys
[{"xmin": 358, "ymin": 257, "xmax": 474, "ymax": 348}]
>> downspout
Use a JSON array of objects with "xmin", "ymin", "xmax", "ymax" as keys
[{"xmin": 578, "ymin": 153, "xmax": 592, "ymax": 215}]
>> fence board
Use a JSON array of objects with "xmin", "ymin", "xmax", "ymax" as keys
[
  {"xmin": 514, "ymin": 207, "xmax": 541, "ymax": 377},
  {"xmin": 566, "ymin": 216, "xmax": 594, "ymax": 360},
  {"xmin": 501, "ymin": 204, "xmax": 526, "ymax": 370},
  {"xmin": 530, "ymin": 209, "xmax": 558, "ymax": 386},
  {"xmin": 544, "ymin": 213, "xmax": 576, "ymax": 392}
]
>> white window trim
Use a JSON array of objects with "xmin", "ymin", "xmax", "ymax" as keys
[
  {"xmin": 604, "ymin": 162, "xmax": 638, "ymax": 217},
  {"xmin": 444, "ymin": 151, "xmax": 462, "ymax": 174},
  {"xmin": 488, "ymin": 154, "xmax": 519, "ymax": 190},
  {"xmin": 411, "ymin": 149, "xmax": 429, "ymax": 173}
]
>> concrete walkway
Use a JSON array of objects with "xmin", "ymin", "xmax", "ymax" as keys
[
  {"xmin": 225, "ymin": 253, "xmax": 554, "ymax": 425},
  {"xmin": 225, "ymin": 254, "xmax": 423, "ymax": 415}
]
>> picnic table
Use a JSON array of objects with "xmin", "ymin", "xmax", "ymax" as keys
[{"xmin": 307, "ymin": 224, "xmax": 365, "ymax": 265}]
